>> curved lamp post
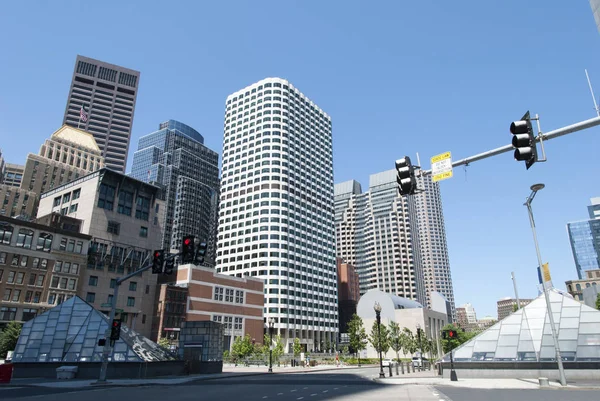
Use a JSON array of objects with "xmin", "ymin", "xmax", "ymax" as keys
[
  {"xmin": 524, "ymin": 184, "xmax": 567, "ymax": 386},
  {"xmin": 268, "ymin": 317, "xmax": 275, "ymax": 373},
  {"xmin": 374, "ymin": 302, "xmax": 385, "ymax": 378}
]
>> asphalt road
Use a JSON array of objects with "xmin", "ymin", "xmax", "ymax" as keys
[
  {"xmin": 0, "ymin": 368, "xmax": 439, "ymax": 401},
  {"xmin": 2, "ymin": 368, "xmax": 600, "ymax": 401}
]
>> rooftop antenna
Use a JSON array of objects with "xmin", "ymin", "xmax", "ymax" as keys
[{"xmin": 585, "ymin": 69, "xmax": 600, "ymax": 117}]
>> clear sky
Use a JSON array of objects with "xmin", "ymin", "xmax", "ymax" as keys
[{"xmin": 1, "ymin": 1, "xmax": 599, "ymax": 318}]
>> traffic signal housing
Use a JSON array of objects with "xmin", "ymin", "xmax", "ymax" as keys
[
  {"xmin": 182, "ymin": 235, "xmax": 195, "ymax": 263},
  {"xmin": 510, "ymin": 111, "xmax": 538, "ymax": 169},
  {"xmin": 110, "ymin": 319, "xmax": 121, "ymax": 341},
  {"xmin": 195, "ymin": 240, "xmax": 208, "ymax": 264},
  {"xmin": 395, "ymin": 156, "xmax": 418, "ymax": 196},
  {"xmin": 152, "ymin": 249, "xmax": 165, "ymax": 274},
  {"xmin": 442, "ymin": 329, "xmax": 458, "ymax": 339},
  {"xmin": 164, "ymin": 258, "xmax": 175, "ymax": 275}
]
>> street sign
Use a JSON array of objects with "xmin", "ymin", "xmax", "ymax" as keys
[{"xmin": 431, "ymin": 151, "xmax": 453, "ymax": 182}]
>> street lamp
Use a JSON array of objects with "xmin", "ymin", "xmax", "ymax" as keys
[
  {"xmin": 524, "ymin": 183, "xmax": 567, "ymax": 387},
  {"xmin": 268, "ymin": 317, "xmax": 275, "ymax": 373},
  {"xmin": 416, "ymin": 323, "xmax": 423, "ymax": 371},
  {"xmin": 373, "ymin": 302, "xmax": 385, "ymax": 378}
]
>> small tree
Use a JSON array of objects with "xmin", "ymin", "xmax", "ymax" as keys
[
  {"xmin": 231, "ymin": 334, "xmax": 255, "ymax": 361},
  {"xmin": 293, "ymin": 337, "xmax": 302, "ymax": 359},
  {"xmin": 157, "ymin": 337, "xmax": 170, "ymax": 348},
  {"xmin": 369, "ymin": 320, "xmax": 390, "ymax": 356},
  {"xmin": 263, "ymin": 334, "xmax": 285, "ymax": 365},
  {"xmin": 596, "ymin": 293, "xmax": 600, "ymax": 310},
  {"xmin": 388, "ymin": 321, "xmax": 402, "ymax": 361},
  {"xmin": 0, "ymin": 321, "xmax": 22, "ymax": 358},
  {"xmin": 400, "ymin": 328, "xmax": 417, "ymax": 357},
  {"xmin": 324, "ymin": 338, "xmax": 331, "ymax": 353},
  {"xmin": 347, "ymin": 314, "xmax": 367, "ymax": 365}
]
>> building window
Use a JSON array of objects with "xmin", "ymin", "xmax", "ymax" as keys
[
  {"xmin": 235, "ymin": 290, "xmax": 244, "ymax": 303},
  {"xmin": 0, "ymin": 252, "xmax": 6, "ymax": 264},
  {"xmin": 225, "ymin": 288, "xmax": 234, "ymax": 302},
  {"xmin": 75, "ymin": 241, "xmax": 83, "ymax": 253},
  {"xmin": 86, "ymin": 292, "xmax": 96, "ymax": 303},
  {"xmin": 0, "ymin": 225, "xmax": 13, "ymax": 244},
  {"xmin": 11, "ymin": 255, "xmax": 18, "ymax": 266},
  {"xmin": 142, "ymin": 314, "xmax": 146, "ymax": 324},
  {"xmin": 89, "ymin": 276, "xmax": 98, "ymax": 286},
  {"xmin": 35, "ymin": 274, "xmax": 45, "ymax": 287},
  {"xmin": 0, "ymin": 307, "xmax": 17, "ymax": 321},
  {"xmin": 22, "ymin": 308, "xmax": 37, "ymax": 321},
  {"xmin": 69, "ymin": 204, "xmax": 78, "ymax": 213},
  {"xmin": 2, "ymin": 289, "xmax": 11, "ymax": 301},
  {"xmin": 110, "ymin": 279, "xmax": 116, "ymax": 288},
  {"xmin": 15, "ymin": 272, "xmax": 24, "ymax": 284},
  {"xmin": 67, "ymin": 239, "xmax": 75, "ymax": 252},
  {"xmin": 33, "ymin": 291, "xmax": 41, "ymax": 303},
  {"xmin": 135, "ymin": 196, "xmax": 150, "ymax": 220},
  {"xmin": 72, "ymin": 189, "xmax": 81, "ymax": 200},
  {"xmin": 59, "ymin": 237, "xmax": 67, "ymax": 251},
  {"xmin": 127, "ymin": 297, "xmax": 135, "ymax": 307},
  {"xmin": 107, "ymin": 221, "xmax": 120, "ymax": 235},
  {"xmin": 20, "ymin": 255, "xmax": 28, "ymax": 267},
  {"xmin": 11, "ymin": 289, "xmax": 21, "ymax": 302},
  {"xmin": 129, "ymin": 282, "xmax": 137, "ymax": 291},
  {"xmin": 118, "ymin": 190, "xmax": 133, "ymax": 216},
  {"xmin": 36, "ymin": 233, "xmax": 53, "ymax": 252},
  {"xmin": 16, "ymin": 228, "xmax": 34, "ymax": 248},
  {"xmin": 214, "ymin": 287, "xmax": 224, "ymax": 301},
  {"xmin": 53, "ymin": 196, "xmax": 61, "ymax": 207},
  {"xmin": 97, "ymin": 183, "xmax": 116, "ymax": 210},
  {"xmin": 139, "ymin": 226, "xmax": 148, "ymax": 238}
]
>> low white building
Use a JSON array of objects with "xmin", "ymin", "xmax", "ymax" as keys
[{"xmin": 356, "ymin": 289, "xmax": 448, "ymax": 359}]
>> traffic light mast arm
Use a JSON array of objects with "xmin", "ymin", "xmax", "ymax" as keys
[{"xmin": 419, "ymin": 115, "xmax": 600, "ymax": 176}]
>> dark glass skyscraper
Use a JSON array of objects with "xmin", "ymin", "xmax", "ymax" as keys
[
  {"xmin": 567, "ymin": 198, "xmax": 600, "ymax": 279},
  {"xmin": 130, "ymin": 120, "xmax": 219, "ymax": 258}
]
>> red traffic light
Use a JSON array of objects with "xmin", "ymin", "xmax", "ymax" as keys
[
  {"xmin": 112, "ymin": 320, "xmax": 119, "ymax": 328},
  {"xmin": 154, "ymin": 251, "xmax": 161, "ymax": 258},
  {"xmin": 184, "ymin": 238, "xmax": 192, "ymax": 246}
]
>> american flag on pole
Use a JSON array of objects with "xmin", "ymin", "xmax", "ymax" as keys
[{"xmin": 80, "ymin": 105, "xmax": 88, "ymax": 122}]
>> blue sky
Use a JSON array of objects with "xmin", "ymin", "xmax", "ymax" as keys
[{"xmin": 1, "ymin": 1, "xmax": 599, "ymax": 318}]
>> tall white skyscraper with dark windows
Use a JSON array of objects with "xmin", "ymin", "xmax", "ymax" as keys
[
  {"xmin": 216, "ymin": 78, "xmax": 337, "ymax": 352},
  {"xmin": 415, "ymin": 175, "xmax": 455, "ymax": 321}
]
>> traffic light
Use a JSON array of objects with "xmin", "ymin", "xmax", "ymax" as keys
[
  {"xmin": 152, "ymin": 249, "xmax": 165, "ymax": 274},
  {"xmin": 510, "ymin": 111, "xmax": 538, "ymax": 169},
  {"xmin": 395, "ymin": 156, "xmax": 418, "ymax": 196},
  {"xmin": 163, "ymin": 258, "xmax": 175, "ymax": 275},
  {"xmin": 195, "ymin": 240, "xmax": 208, "ymax": 264},
  {"xmin": 110, "ymin": 319, "xmax": 121, "ymax": 341},
  {"xmin": 182, "ymin": 235, "xmax": 195, "ymax": 263},
  {"xmin": 442, "ymin": 329, "xmax": 458, "ymax": 339}
]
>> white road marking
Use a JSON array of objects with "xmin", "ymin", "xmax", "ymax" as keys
[
  {"xmin": 303, "ymin": 387, "xmax": 308, "ymax": 389},
  {"xmin": 310, "ymin": 394, "xmax": 317, "ymax": 397},
  {"xmin": 263, "ymin": 397, "xmax": 268, "ymax": 399},
  {"xmin": 322, "ymin": 390, "xmax": 328, "ymax": 393},
  {"xmin": 277, "ymin": 393, "xmax": 283, "ymax": 395},
  {"xmin": 333, "ymin": 387, "xmax": 339, "ymax": 390},
  {"xmin": 291, "ymin": 389, "xmax": 297, "ymax": 392},
  {"xmin": 297, "ymin": 398, "xmax": 304, "ymax": 400}
]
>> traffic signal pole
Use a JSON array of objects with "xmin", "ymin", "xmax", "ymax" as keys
[
  {"xmin": 96, "ymin": 253, "xmax": 180, "ymax": 383},
  {"xmin": 418, "ymin": 115, "xmax": 600, "ymax": 176}
]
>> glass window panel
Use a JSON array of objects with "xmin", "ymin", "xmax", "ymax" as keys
[
  {"xmin": 54, "ymin": 330, "xmax": 67, "ymax": 340},
  {"xmin": 549, "ymin": 301, "xmax": 563, "ymax": 313},
  {"xmin": 558, "ymin": 340, "xmax": 577, "ymax": 352},
  {"xmin": 578, "ymin": 334, "xmax": 600, "ymax": 346},
  {"xmin": 114, "ymin": 342, "xmax": 127, "ymax": 352},
  {"xmin": 580, "ymin": 322, "xmax": 600, "ymax": 334},
  {"xmin": 576, "ymin": 345, "xmax": 600, "ymax": 359},
  {"xmin": 580, "ymin": 312, "xmax": 600, "ymax": 323},
  {"xmin": 558, "ymin": 328, "xmax": 579, "ymax": 340},
  {"xmin": 541, "ymin": 334, "xmax": 555, "ymax": 347},
  {"xmin": 473, "ymin": 340, "xmax": 498, "ymax": 352},
  {"xmin": 497, "ymin": 335, "xmax": 519, "ymax": 346},
  {"xmin": 523, "ymin": 306, "xmax": 546, "ymax": 320},
  {"xmin": 494, "ymin": 346, "xmax": 518, "ymax": 359},
  {"xmin": 517, "ymin": 339, "xmax": 536, "ymax": 352},
  {"xmin": 539, "ymin": 346, "xmax": 556, "ymax": 360},
  {"xmin": 543, "ymin": 322, "xmax": 559, "ymax": 334},
  {"xmin": 476, "ymin": 329, "xmax": 500, "ymax": 341},
  {"xmin": 84, "ymin": 339, "xmax": 96, "ymax": 347},
  {"xmin": 499, "ymin": 324, "xmax": 520, "ymax": 335},
  {"xmin": 29, "ymin": 331, "xmax": 43, "ymax": 340},
  {"xmin": 454, "ymin": 346, "xmax": 473, "ymax": 360},
  {"xmin": 39, "ymin": 344, "xmax": 51, "ymax": 353},
  {"xmin": 559, "ymin": 317, "xmax": 580, "ymax": 329},
  {"xmin": 502, "ymin": 313, "xmax": 522, "ymax": 325},
  {"xmin": 31, "ymin": 323, "xmax": 46, "ymax": 331},
  {"xmin": 561, "ymin": 307, "xmax": 581, "ymax": 318}
]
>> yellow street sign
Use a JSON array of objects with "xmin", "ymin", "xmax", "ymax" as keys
[
  {"xmin": 431, "ymin": 151, "xmax": 453, "ymax": 182},
  {"xmin": 542, "ymin": 263, "xmax": 551, "ymax": 282}
]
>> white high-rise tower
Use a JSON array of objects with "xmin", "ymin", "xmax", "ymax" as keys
[
  {"xmin": 415, "ymin": 175, "xmax": 456, "ymax": 321},
  {"xmin": 216, "ymin": 78, "xmax": 337, "ymax": 352}
]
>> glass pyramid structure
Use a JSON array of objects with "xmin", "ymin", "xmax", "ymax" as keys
[
  {"xmin": 12, "ymin": 296, "xmax": 177, "ymax": 363},
  {"xmin": 444, "ymin": 289, "xmax": 600, "ymax": 362}
]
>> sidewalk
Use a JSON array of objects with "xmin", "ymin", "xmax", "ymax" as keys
[
  {"xmin": 376, "ymin": 374, "xmax": 600, "ymax": 390},
  {"xmin": 0, "ymin": 364, "xmax": 359, "ymax": 389}
]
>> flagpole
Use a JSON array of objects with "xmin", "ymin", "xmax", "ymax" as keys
[{"xmin": 78, "ymin": 105, "xmax": 82, "ymax": 129}]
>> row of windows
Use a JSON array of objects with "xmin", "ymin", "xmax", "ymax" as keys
[
  {"xmin": 0, "ymin": 269, "xmax": 45, "ymax": 287},
  {"xmin": 0, "ymin": 253, "xmax": 49, "ymax": 269},
  {"xmin": 213, "ymin": 286, "xmax": 244, "ymax": 303},
  {"xmin": 97, "ymin": 183, "xmax": 151, "ymax": 221}
]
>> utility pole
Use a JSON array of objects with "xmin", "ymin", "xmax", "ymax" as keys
[{"xmin": 511, "ymin": 272, "xmax": 521, "ymax": 310}]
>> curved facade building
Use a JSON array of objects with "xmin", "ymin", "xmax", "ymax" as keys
[{"xmin": 216, "ymin": 78, "xmax": 337, "ymax": 352}]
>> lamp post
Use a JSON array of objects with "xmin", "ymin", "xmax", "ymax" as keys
[
  {"xmin": 373, "ymin": 302, "xmax": 385, "ymax": 378},
  {"xmin": 524, "ymin": 184, "xmax": 567, "ymax": 387},
  {"xmin": 268, "ymin": 317, "xmax": 275, "ymax": 373},
  {"xmin": 416, "ymin": 323, "xmax": 423, "ymax": 371}
]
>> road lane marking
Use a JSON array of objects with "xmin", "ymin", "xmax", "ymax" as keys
[
  {"xmin": 297, "ymin": 398, "xmax": 304, "ymax": 400},
  {"xmin": 333, "ymin": 388, "xmax": 339, "ymax": 390},
  {"xmin": 310, "ymin": 394, "xmax": 317, "ymax": 397},
  {"xmin": 277, "ymin": 393, "xmax": 283, "ymax": 395},
  {"xmin": 263, "ymin": 397, "xmax": 268, "ymax": 399},
  {"xmin": 303, "ymin": 387, "xmax": 308, "ymax": 389},
  {"xmin": 322, "ymin": 390, "xmax": 328, "ymax": 393},
  {"xmin": 291, "ymin": 389, "xmax": 297, "ymax": 392}
]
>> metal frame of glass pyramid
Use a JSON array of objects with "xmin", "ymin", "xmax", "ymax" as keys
[{"xmin": 11, "ymin": 296, "xmax": 177, "ymax": 363}]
